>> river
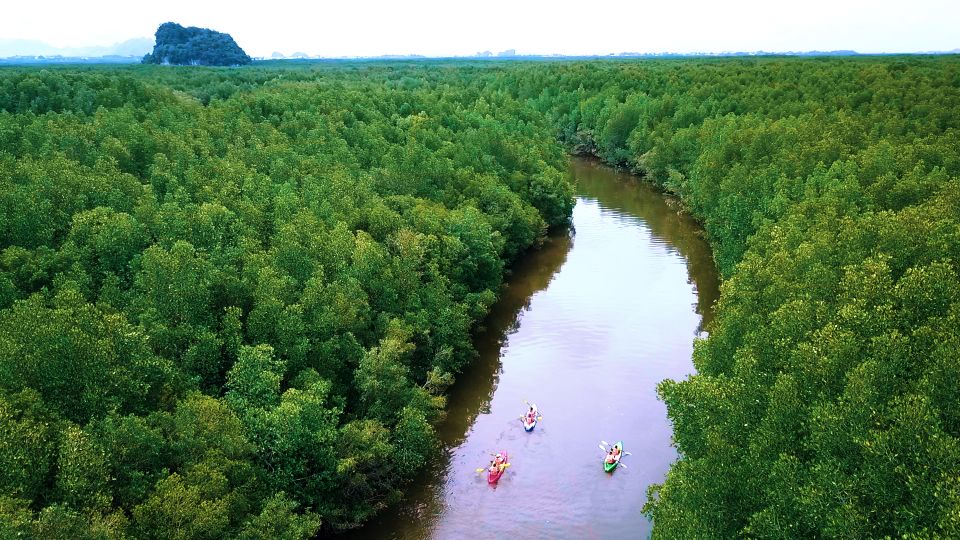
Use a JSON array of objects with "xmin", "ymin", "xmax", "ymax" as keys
[{"xmin": 351, "ymin": 157, "xmax": 720, "ymax": 539}]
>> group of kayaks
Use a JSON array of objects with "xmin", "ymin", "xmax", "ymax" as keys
[{"xmin": 483, "ymin": 402, "xmax": 626, "ymax": 484}]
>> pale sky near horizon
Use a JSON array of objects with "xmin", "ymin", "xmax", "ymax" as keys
[{"xmin": 2, "ymin": 0, "xmax": 958, "ymax": 57}]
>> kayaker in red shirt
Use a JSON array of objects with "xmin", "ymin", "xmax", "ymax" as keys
[
  {"xmin": 605, "ymin": 450, "xmax": 616, "ymax": 464},
  {"xmin": 526, "ymin": 407, "xmax": 536, "ymax": 423}
]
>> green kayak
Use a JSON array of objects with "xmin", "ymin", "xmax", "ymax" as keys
[{"xmin": 604, "ymin": 441, "xmax": 623, "ymax": 472}]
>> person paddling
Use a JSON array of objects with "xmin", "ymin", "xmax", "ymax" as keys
[
  {"xmin": 526, "ymin": 406, "xmax": 537, "ymax": 424},
  {"xmin": 605, "ymin": 449, "xmax": 617, "ymax": 464}
]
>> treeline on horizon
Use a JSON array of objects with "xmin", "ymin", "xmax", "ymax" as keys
[{"xmin": 1, "ymin": 55, "xmax": 959, "ymax": 538}]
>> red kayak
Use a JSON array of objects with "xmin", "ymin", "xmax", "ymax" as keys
[{"xmin": 487, "ymin": 451, "xmax": 509, "ymax": 484}]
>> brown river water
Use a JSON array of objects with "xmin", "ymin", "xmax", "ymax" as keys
[{"xmin": 350, "ymin": 158, "xmax": 720, "ymax": 539}]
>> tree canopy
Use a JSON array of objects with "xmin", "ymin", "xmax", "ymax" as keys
[
  {"xmin": 1, "ymin": 55, "xmax": 960, "ymax": 538},
  {"xmin": 0, "ymin": 60, "xmax": 571, "ymax": 537},
  {"xmin": 505, "ymin": 55, "xmax": 960, "ymax": 539}
]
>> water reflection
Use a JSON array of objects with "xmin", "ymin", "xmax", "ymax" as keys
[
  {"xmin": 569, "ymin": 158, "xmax": 719, "ymax": 332},
  {"xmin": 438, "ymin": 231, "xmax": 573, "ymax": 446}
]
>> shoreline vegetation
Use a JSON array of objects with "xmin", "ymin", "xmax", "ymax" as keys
[{"xmin": 1, "ymin": 55, "xmax": 959, "ymax": 538}]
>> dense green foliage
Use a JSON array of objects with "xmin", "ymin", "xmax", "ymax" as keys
[
  {"xmin": 0, "ymin": 62, "xmax": 571, "ymax": 537},
  {"xmin": 2, "ymin": 56, "xmax": 960, "ymax": 538},
  {"xmin": 143, "ymin": 23, "xmax": 252, "ymax": 66},
  {"xmin": 504, "ymin": 56, "xmax": 960, "ymax": 538}
]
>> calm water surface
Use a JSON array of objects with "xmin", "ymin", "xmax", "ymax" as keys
[{"xmin": 352, "ymin": 158, "xmax": 719, "ymax": 539}]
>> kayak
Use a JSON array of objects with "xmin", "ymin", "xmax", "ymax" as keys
[
  {"xmin": 487, "ymin": 450, "xmax": 509, "ymax": 484},
  {"xmin": 523, "ymin": 403, "xmax": 538, "ymax": 432},
  {"xmin": 603, "ymin": 441, "xmax": 623, "ymax": 473}
]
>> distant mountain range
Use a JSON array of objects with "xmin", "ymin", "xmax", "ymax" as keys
[{"xmin": 0, "ymin": 38, "xmax": 153, "ymax": 59}]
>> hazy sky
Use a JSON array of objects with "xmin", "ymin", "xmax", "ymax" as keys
[{"xmin": 2, "ymin": 0, "xmax": 958, "ymax": 57}]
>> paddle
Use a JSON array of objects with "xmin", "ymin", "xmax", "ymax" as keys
[
  {"xmin": 477, "ymin": 453, "xmax": 498, "ymax": 472},
  {"xmin": 478, "ymin": 452, "xmax": 510, "ymax": 474},
  {"xmin": 600, "ymin": 442, "xmax": 628, "ymax": 469},
  {"xmin": 520, "ymin": 400, "xmax": 542, "ymax": 425},
  {"xmin": 522, "ymin": 400, "xmax": 541, "ymax": 415},
  {"xmin": 601, "ymin": 441, "xmax": 627, "ymax": 454},
  {"xmin": 477, "ymin": 463, "xmax": 511, "ymax": 474},
  {"xmin": 475, "ymin": 462, "xmax": 502, "ymax": 474}
]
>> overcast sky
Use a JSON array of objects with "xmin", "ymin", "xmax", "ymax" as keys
[{"xmin": 2, "ymin": 0, "xmax": 958, "ymax": 57}]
